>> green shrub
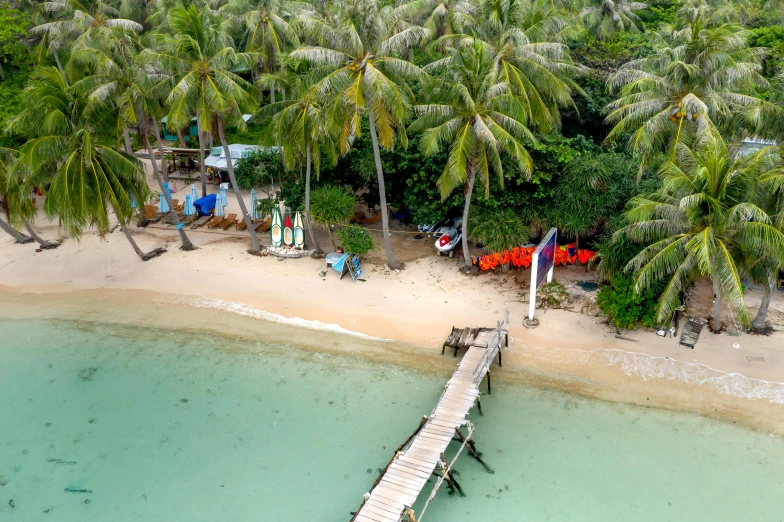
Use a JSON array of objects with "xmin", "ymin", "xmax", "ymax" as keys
[
  {"xmin": 277, "ymin": 179, "xmax": 306, "ymax": 210},
  {"xmin": 310, "ymin": 185, "xmax": 356, "ymax": 248},
  {"xmin": 468, "ymin": 206, "xmax": 530, "ymax": 252},
  {"xmin": 337, "ymin": 225, "xmax": 374, "ymax": 257},
  {"xmin": 234, "ymin": 149, "xmax": 284, "ymax": 190},
  {"xmin": 597, "ymin": 275, "xmax": 659, "ymax": 330}
]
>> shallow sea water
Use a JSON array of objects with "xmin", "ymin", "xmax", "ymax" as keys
[{"xmin": 1, "ymin": 317, "xmax": 783, "ymax": 521}]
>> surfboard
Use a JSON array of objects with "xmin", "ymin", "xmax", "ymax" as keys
[
  {"xmin": 293, "ymin": 210, "xmax": 305, "ymax": 249},
  {"xmin": 283, "ymin": 210, "xmax": 293, "ymax": 247},
  {"xmin": 270, "ymin": 207, "xmax": 283, "ymax": 247}
]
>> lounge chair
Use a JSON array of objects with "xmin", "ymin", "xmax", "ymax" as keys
[
  {"xmin": 147, "ymin": 212, "xmax": 165, "ymax": 223},
  {"xmin": 218, "ymin": 214, "xmax": 237, "ymax": 230},
  {"xmin": 255, "ymin": 216, "xmax": 272, "ymax": 232},
  {"xmin": 351, "ymin": 213, "xmax": 382, "ymax": 225},
  {"xmin": 190, "ymin": 215, "xmax": 212, "ymax": 229},
  {"xmin": 236, "ymin": 219, "xmax": 249, "ymax": 231},
  {"xmin": 161, "ymin": 210, "xmax": 184, "ymax": 224},
  {"xmin": 206, "ymin": 216, "xmax": 225, "ymax": 228},
  {"xmin": 181, "ymin": 214, "xmax": 197, "ymax": 226}
]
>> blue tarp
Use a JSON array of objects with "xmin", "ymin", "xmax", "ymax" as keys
[{"xmin": 193, "ymin": 194, "xmax": 217, "ymax": 216}]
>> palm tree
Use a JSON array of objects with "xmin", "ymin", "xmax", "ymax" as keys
[
  {"xmin": 580, "ymin": 0, "xmax": 648, "ymax": 41},
  {"xmin": 408, "ymin": 38, "xmax": 536, "ymax": 264},
  {"xmin": 395, "ymin": 0, "xmax": 473, "ymax": 39},
  {"xmin": 618, "ymin": 131, "xmax": 784, "ymax": 331},
  {"xmin": 72, "ymin": 35, "xmax": 196, "ymax": 250},
  {"xmin": 227, "ymin": 0, "xmax": 301, "ymax": 103},
  {"xmin": 291, "ymin": 0, "xmax": 429, "ymax": 268},
  {"xmin": 748, "ymin": 157, "xmax": 784, "ymax": 329},
  {"xmin": 435, "ymin": 0, "xmax": 584, "ymax": 134},
  {"xmin": 0, "ymin": 148, "xmax": 34, "ymax": 244},
  {"xmin": 6, "ymin": 66, "xmax": 162, "ymax": 260},
  {"xmin": 259, "ymin": 70, "xmax": 336, "ymax": 255},
  {"xmin": 148, "ymin": 4, "xmax": 262, "ymax": 251},
  {"xmin": 30, "ymin": 0, "xmax": 143, "ymax": 84},
  {"xmin": 605, "ymin": 15, "xmax": 767, "ymax": 179}
]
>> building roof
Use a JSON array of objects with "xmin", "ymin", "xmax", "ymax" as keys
[{"xmin": 204, "ymin": 144, "xmax": 260, "ymax": 170}]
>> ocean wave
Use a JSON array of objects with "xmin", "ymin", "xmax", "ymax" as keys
[
  {"xmin": 519, "ymin": 345, "xmax": 784, "ymax": 405},
  {"xmin": 154, "ymin": 295, "xmax": 390, "ymax": 341}
]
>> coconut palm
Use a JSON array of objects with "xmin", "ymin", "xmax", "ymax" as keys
[
  {"xmin": 258, "ymin": 69, "xmax": 336, "ymax": 255},
  {"xmin": 408, "ymin": 38, "xmax": 536, "ymax": 264},
  {"xmin": 30, "ymin": 0, "xmax": 143, "ymax": 84},
  {"xmin": 394, "ymin": 0, "xmax": 473, "ymax": 39},
  {"xmin": 6, "ymin": 66, "xmax": 162, "ymax": 260},
  {"xmin": 0, "ymin": 148, "xmax": 34, "ymax": 244},
  {"xmin": 291, "ymin": 0, "xmax": 429, "ymax": 268},
  {"xmin": 580, "ymin": 0, "xmax": 648, "ymax": 41},
  {"xmin": 147, "ymin": 4, "xmax": 261, "ymax": 251},
  {"xmin": 605, "ymin": 17, "xmax": 767, "ymax": 179},
  {"xmin": 227, "ymin": 0, "xmax": 301, "ymax": 103},
  {"xmin": 618, "ymin": 131, "xmax": 784, "ymax": 330},
  {"xmin": 748, "ymin": 158, "xmax": 784, "ymax": 329},
  {"xmin": 435, "ymin": 0, "xmax": 584, "ymax": 134},
  {"xmin": 72, "ymin": 35, "xmax": 196, "ymax": 250}
]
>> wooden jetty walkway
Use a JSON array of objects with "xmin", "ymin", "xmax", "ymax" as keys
[{"xmin": 350, "ymin": 315, "xmax": 509, "ymax": 522}]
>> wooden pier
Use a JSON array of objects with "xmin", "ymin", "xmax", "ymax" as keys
[{"xmin": 350, "ymin": 315, "xmax": 508, "ymax": 522}]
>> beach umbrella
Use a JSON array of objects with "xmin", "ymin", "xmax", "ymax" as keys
[
  {"xmin": 219, "ymin": 185, "xmax": 228, "ymax": 207},
  {"xmin": 214, "ymin": 199, "xmax": 225, "ymax": 217},
  {"xmin": 163, "ymin": 182, "xmax": 173, "ymax": 199},
  {"xmin": 250, "ymin": 189, "xmax": 260, "ymax": 220},
  {"xmin": 183, "ymin": 194, "xmax": 195, "ymax": 216},
  {"xmin": 158, "ymin": 193, "xmax": 169, "ymax": 213},
  {"xmin": 130, "ymin": 194, "xmax": 137, "ymax": 209},
  {"xmin": 190, "ymin": 184, "xmax": 198, "ymax": 203}
]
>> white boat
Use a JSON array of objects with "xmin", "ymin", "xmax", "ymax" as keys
[
  {"xmin": 293, "ymin": 211, "xmax": 305, "ymax": 249},
  {"xmin": 270, "ymin": 207, "xmax": 283, "ymax": 247}
]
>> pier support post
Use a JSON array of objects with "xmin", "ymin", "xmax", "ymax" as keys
[
  {"xmin": 498, "ymin": 349, "xmax": 502, "ymax": 367},
  {"xmin": 455, "ymin": 427, "xmax": 494, "ymax": 474},
  {"xmin": 487, "ymin": 370, "xmax": 491, "ymax": 395},
  {"xmin": 476, "ymin": 395, "xmax": 482, "ymax": 415}
]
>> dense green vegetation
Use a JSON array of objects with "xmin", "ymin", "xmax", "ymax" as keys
[{"xmin": 1, "ymin": 0, "xmax": 784, "ymax": 329}]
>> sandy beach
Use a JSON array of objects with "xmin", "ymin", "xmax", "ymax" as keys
[{"xmin": 2, "ymin": 192, "xmax": 784, "ymax": 435}]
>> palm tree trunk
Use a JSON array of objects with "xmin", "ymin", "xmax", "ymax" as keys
[
  {"xmin": 123, "ymin": 128, "xmax": 133, "ymax": 154},
  {"xmin": 140, "ymin": 120, "xmax": 195, "ymax": 251},
  {"xmin": 305, "ymin": 144, "xmax": 322, "ymax": 255},
  {"xmin": 460, "ymin": 167, "xmax": 476, "ymax": 266},
  {"xmin": 24, "ymin": 220, "xmax": 59, "ymax": 249},
  {"xmin": 176, "ymin": 128, "xmax": 186, "ymax": 148},
  {"xmin": 53, "ymin": 48, "xmax": 69, "ymax": 88},
  {"xmin": 752, "ymin": 268, "xmax": 777, "ymax": 330},
  {"xmin": 0, "ymin": 216, "xmax": 33, "ymax": 244},
  {"xmin": 151, "ymin": 119, "xmax": 167, "ymax": 182},
  {"xmin": 367, "ymin": 109, "xmax": 401, "ymax": 269},
  {"xmin": 217, "ymin": 116, "xmax": 261, "ymax": 252},
  {"xmin": 711, "ymin": 277, "xmax": 722, "ymax": 331},
  {"xmin": 196, "ymin": 110, "xmax": 208, "ymax": 197},
  {"xmin": 120, "ymin": 224, "xmax": 165, "ymax": 261}
]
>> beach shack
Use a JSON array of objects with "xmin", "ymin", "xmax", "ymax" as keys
[{"xmin": 160, "ymin": 116, "xmax": 199, "ymax": 141}]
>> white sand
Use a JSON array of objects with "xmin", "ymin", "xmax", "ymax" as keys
[{"xmin": 1, "ymin": 158, "xmax": 782, "ymax": 432}]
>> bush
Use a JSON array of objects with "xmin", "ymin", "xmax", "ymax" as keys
[
  {"xmin": 337, "ymin": 225, "xmax": 374, "ymax": 257},
  {"xmin": 234, "ymin": 149, "xmax": 284, "ymax": 190},
  {"xmin": 310, "ymin": 185, "xmax": 356, "ymax": 248},
  {"xmin": 468, "ymin": 206, "xmax": 530, "ymax": 252},
  {"xmin": 277, "ymin": 179, "xmax": 306, "ymax": 210},
  {"xmin": 597, "ymin": 275, "xmax": 659, "ymax": 330}
]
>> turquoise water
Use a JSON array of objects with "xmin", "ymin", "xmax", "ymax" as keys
[{"xmin": 1, "ymin": 318, "xmax": 783, "ymax": 521}]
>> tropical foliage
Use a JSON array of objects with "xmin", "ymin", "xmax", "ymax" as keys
[{"xmin": 1, "ymin": 0, "xmax": 784, "ymax": 331}]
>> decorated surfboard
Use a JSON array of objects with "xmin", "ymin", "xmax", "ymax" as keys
[
  {"xmin": 283, "ymin": 210, "xmax": 294, "ymax": 247},
  {"xmin": 293, "ymin": 210, "xmax": 305, "ymax": 249},
  {"xmin": 270, "ymin": 207, "xmax": 283, "ymax": 247}
]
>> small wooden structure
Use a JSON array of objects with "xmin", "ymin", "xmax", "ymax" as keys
[
  {"xmin": 350, "ymin": 314, "xmax": 508, "ymax": 522},
  {"xmin": 442, "ymin": 326, "xmax": 508, "ymax": 358},
  {"xmin": 679, "ymin": 318, "xmax": 705, "ymax": 349}
]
